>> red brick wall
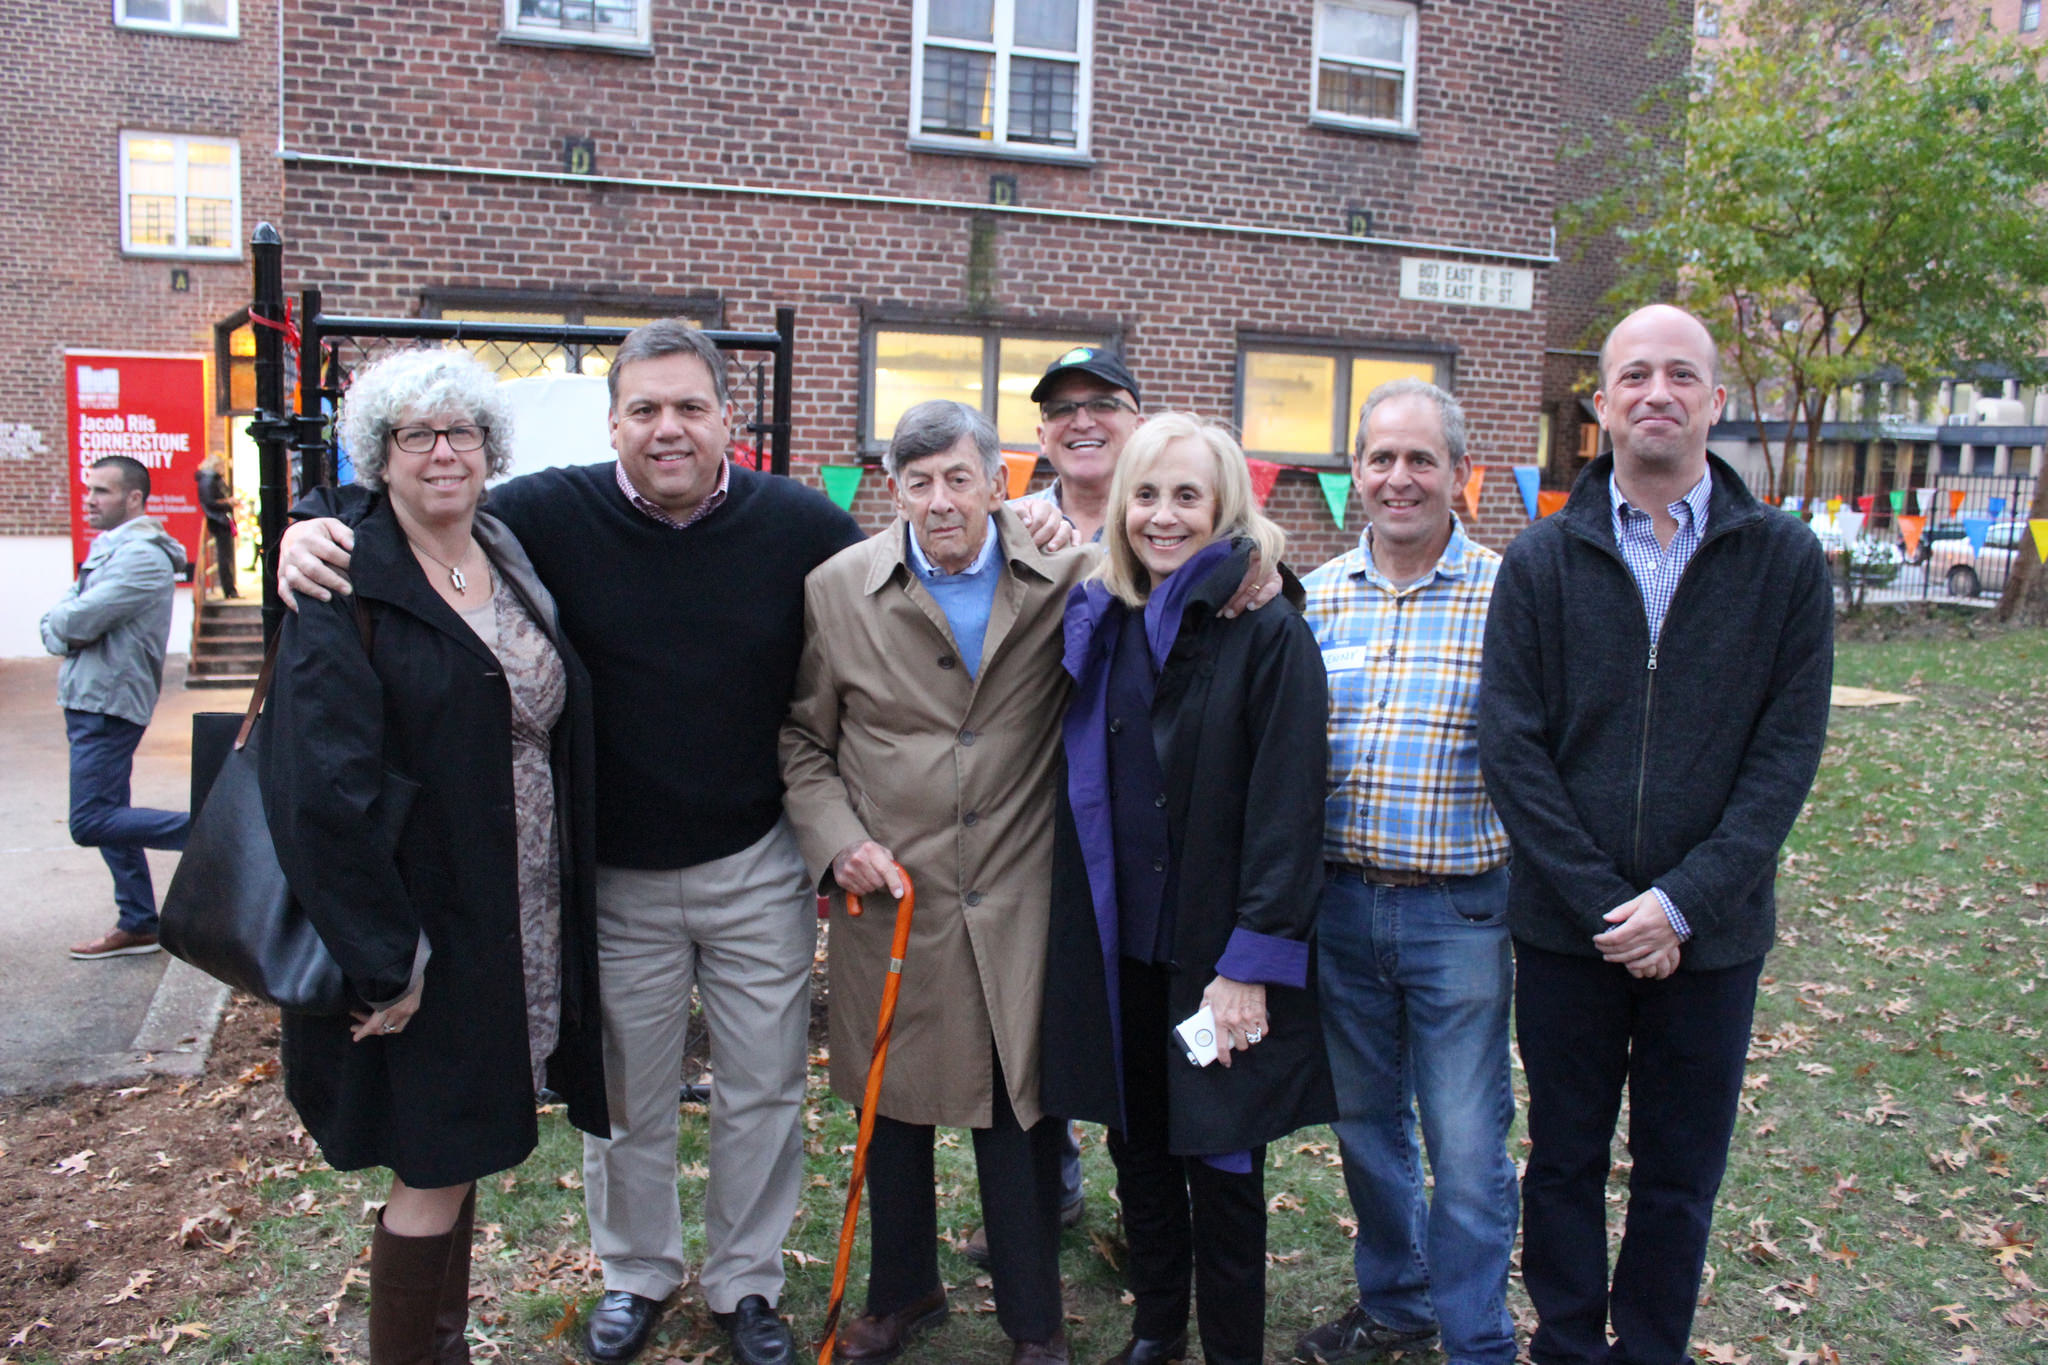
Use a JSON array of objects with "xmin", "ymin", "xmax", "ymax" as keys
[
  {"xmin": 278, "ymin": 0, "xmax": 1577, "ymax": 559},
  {"xmin": 0, "ymin": 2, "xmax": 282, "ymax": 534},
  {"xmin": 1541, "ymin": 1, "xmax": 1694, "ymax": 494}
]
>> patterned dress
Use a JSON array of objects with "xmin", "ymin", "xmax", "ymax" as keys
[{"xmin": 460, "ymin": 572, "xmax": 566, "ymax": 1093}]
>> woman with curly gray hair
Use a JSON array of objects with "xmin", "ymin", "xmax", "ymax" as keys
[{"xmin": 263, "ymin": 346, "xmax": 610, "ymax": 1364}]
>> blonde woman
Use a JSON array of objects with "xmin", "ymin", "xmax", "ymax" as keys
[{"xmin": 1041, "ymin": 414, "xmax": 1333, "ymax": 1365}]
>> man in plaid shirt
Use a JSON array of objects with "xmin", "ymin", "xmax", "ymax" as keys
[{"xmin": 1293, "ymin": 380, "xmax": 1517, "ymax": 1365}]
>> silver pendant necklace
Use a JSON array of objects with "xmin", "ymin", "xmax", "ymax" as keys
[{"xmin": 414, "ymin": 541, "xmax": 472, "ymax": 592}]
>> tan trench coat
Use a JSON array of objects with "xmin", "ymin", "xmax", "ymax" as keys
[{"xmin": 780, "ymin": 508, "xmax": 1092, "ymax": 1129}]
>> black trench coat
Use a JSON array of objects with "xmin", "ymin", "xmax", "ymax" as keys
[
  {"xmin": 1043, "ymin": 545, "xmax": 1337, "ymax": 1155},
  {"xmin": 263, "ymin": 498, "xmax": 608, "ymax": 1187}
]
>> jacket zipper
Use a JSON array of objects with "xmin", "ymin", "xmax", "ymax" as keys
[{"xmin": 1632, "ymin": 638, "xmax": 1657, "ymax": 878}]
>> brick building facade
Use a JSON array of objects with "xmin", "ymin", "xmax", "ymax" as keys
[
  {"xmin": 0, "ymin": 0, "xmax": 281, "ymax": 537},
  {"xmin": 3, "ymin": 0, "xmax": 1689, "ymax": 641}
]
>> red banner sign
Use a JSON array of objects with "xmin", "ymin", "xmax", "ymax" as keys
[{"xmin": 65, "ymin": 351, "xmax": 207, "ymax": 576}]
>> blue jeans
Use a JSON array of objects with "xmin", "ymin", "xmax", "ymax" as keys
[
  {"xmin": 65, "ymin": 709, "xmax": 190, "ymax": 934},
  {"xmin": 1317, "ymin": 865, "xmax": 1518, "ymax": 1365}
]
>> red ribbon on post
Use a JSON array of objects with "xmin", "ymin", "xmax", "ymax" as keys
[{"xmin": 816, "ymin": 865, "xmax": 918, "ymax": 1365}]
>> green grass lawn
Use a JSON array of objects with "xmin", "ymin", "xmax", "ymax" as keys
[{"xmin": 154, "ymin": 621, "xmax": 2048, "ymax": 1364}]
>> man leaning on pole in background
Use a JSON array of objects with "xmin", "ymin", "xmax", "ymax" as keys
[{"xmin": 42, "ymin": 454, "xmax": 192, "ymax": 962}]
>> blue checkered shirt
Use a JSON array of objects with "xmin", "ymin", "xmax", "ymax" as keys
[
  {"xmin": 1301, "ymin": 516, "xmax": 1509, "ymax": 877},
  {"xmin": 1610, "ymin": 468, "xmax": 1714, "ymax": 940}
]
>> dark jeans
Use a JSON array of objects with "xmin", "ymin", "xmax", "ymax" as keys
[
  {"xmin": 1110, "ymin": 958, "xmax": 1267, "ymax": 1365},
  {"xmin": 65, "ymin": 709, "xmax": 190, "ymax": 934},
  {"xmin": 1515, "ymin": 942, "xmax": 1764, "ymax": 1365},
  {"xmin": 862, "ymin": 1043, "xmax": 1065, "ymax": 1344},
  {"xmin": 208, "ymin": 523, "xmax": 237, "ymax": 597}
]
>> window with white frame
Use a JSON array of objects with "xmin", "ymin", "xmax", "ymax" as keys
[
  {"xmin": 115, "ymin": 0, "xmax": 236, "ymax": 37},
  {"xmin": 2021, "ymin": 0, "xmax": 2039, "ymax": 32},
  {"xmin": 503, "ymin": 0, "xmax": 650, "ymax": 49},
  {"xmin": 1236, "ymin": 343, "xmax": 1447, "ymax": 465},
  {"xmin": 1312, "ymin": 0, "xmax": 1418, "ymax": 131},
  {"xmin": 1694, "ymin": 3, "xmax": 1720, "ymax": 38},
  {"xmin": 864, "ymin": 326, "xmax": 1114, "ymax": 451},
  {"xmin": 120, "ymin": 133, "xmax": 240, "ymax": 259},
  {"xmin": 911, "ymin": 0, "xmax": 1093, "ymax": 158}
]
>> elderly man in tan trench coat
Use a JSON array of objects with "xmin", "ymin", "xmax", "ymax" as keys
[{"xmin": 782, "ymin": 399, "xmax": 1089, "ymax": 1365}]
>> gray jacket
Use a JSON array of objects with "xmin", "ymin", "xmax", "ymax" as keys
[{"xmin": 41, "ymin": 517, "xmax": 188, "ymax": 726}]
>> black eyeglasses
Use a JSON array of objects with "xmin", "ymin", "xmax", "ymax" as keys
[
  {"xmin": 1041, "ymin": 396, "xmax": 1135, "ymax": 422},
  {"xmin": 389, "ymin": 424, "xmax": 489, "ymax": 453}
]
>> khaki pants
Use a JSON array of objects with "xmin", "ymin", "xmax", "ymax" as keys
[{"xmin": 581, "ymin": 818, "xmax": 815, "ymax": 1312}]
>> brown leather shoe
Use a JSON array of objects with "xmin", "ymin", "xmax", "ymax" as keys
[
  {"xmin": 1011, "ymin": 1329, "xmax": 1069, "ymax": 1364},
  {"xmin": 833, "ymin": 1286, "xmax": 948, "ymax": 1362},
  {"xmin": 69, "ymin": 927, "xmax": 160, "ymax": 960}
]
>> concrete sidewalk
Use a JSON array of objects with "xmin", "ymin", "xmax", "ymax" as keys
[{"xmin": 0, "ymin": 655, "xmax": 249, "ymax": 1095}]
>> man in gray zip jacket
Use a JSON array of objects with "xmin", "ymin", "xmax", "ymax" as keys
[
  {"xmin": 1478, "ymin": 305, "xmax": 1833, "ymax": 1365},
  {"xmin": 41, "ymin": 455, "xmax": 192, "ymax": 960}
]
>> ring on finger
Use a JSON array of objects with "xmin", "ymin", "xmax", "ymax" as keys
[{"xmin": 1247, "ymin": 1028, "xmax": 1263, "ymax": 1043}]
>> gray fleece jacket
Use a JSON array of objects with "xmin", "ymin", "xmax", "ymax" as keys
[{"xmin": 41, "ymin": 516, "xmax": 188, "ymax": 726}]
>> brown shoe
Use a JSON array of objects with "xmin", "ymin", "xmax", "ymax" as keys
[
  {"xmin": 69, "ymin": 927, "xmax": 160, "ymax": 960},
  {"xmin": 1012, "ymin": 1328, "xmax": 1069, "ymax": 1364},
  {"xmin": 833, "ymin": 1286, "xmax": 948, "ymax": 1362}
]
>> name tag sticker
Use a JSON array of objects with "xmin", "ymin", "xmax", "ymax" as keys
[{"xmin": 1322, "ymin": 646, "xmax": 1369, "ymax": 672}]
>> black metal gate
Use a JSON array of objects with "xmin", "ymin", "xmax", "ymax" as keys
[{"xmin": 242, "ymin": 223, "xmax": 796, "ymax": 638}]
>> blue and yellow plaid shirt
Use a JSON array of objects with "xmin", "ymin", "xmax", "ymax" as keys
[{"xmin": 1300, "ymin": 516, "xmax": 1509, "ymax": 876}]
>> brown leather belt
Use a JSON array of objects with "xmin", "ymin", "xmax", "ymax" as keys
[{"xmin": 1327, "ymin": 861, "xmax": 1435, "ymax": 888}]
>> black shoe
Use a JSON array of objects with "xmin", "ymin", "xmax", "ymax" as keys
[
  {"xmin": 1104, "ymin": 1333, "xmax": 1188, "ymax": 1364},
  {"xmin": 583, "ymin": 1290, "xmax": 664, "ymax": 1364},
  {"xmin": 1292, "ymin": 1303, "xmax": 1437, "ymax": 1362},
  {"xmin": 713, "ymin": 1294, "xmax": 795, "ymax": 1365}
]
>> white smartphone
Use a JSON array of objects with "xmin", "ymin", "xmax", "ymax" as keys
[{"xmin": 1175, "ymin": 1004, "xmax": 1220, "ymax": 1067}]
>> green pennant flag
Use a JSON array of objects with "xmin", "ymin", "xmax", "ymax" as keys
[
  {"xmin": 819, "ymin": 463, "xmax": 863, "ymax": 512},
  {"xmin": 1317, "ymin": 470, "xmax": 1351, "ymax": 529},
  {"xmin": 1889, "ymin": 489, "xmax": 1905, "ymax": 512}
]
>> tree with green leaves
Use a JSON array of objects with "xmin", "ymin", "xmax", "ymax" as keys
[{"xmin": 1575, "ymin": 3, "xmax": 2048, "ymax": 505}]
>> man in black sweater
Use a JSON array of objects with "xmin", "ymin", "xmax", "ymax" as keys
[
  {"xmin": 1478, "ymin": 304, "xmax": 1833, "ymax": 1365},
  {"xmin": 281, "ymin": 322, "xmax": 861, "ymax": 1365}
]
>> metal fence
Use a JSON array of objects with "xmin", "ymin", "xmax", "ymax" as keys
[
  {"xmin": 1763, "ymin": 471, "xmax": 2036, "ymax": 605},
  {"xmin": 243, "ymin": 224, "xmax": 795, "ymax": 635}
]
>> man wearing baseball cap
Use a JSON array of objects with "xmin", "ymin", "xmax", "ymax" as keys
[{"xmin": 1024, "ymin": 346, "xmax": 1144, "ymax": 544}]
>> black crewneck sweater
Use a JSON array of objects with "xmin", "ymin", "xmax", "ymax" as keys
[{"xmin": 484, "ymin": 462, "xmax": 862, "ymax": 869}]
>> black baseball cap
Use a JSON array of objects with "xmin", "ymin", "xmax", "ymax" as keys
[{"xmin": 1029, "ymin": 345, "xmax": 1142, "ymax": 407}]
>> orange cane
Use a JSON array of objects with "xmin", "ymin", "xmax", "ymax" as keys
[{"xmin": 816, "ymin": 865, "xmax": 916, "ymax": 1365}]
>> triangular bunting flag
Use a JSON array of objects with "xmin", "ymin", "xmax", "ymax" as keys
[
  {"xmin": 1536, "ymin": 490, "xmax": 1569, "ymax": 518},
  {"xmin": 1246, "ymin": 459, "xmax": 1282, "ymax": 507},
  {"xmin": 1897, "ymin": 514, "xmax": 1925, "ymax": 558},
  {"xmin": 1856, "ymin": 494, "xmax": 1874, "ymax": 514},
  {"xmin": 2032, "ymin": 520, "xmax": 2048, "ymax": 561},
  {"xmin": 1514, "ymin": 466, "xmax": 1541, "ymax": 519},
  {"xmin": 1888, "ymin": 489, "xmax": 1905, "ymax": 513},
  {"xmin": 1963, "ymin": 517, "xmax": 1992, "ymax": 553},
  {"xmin": 1317, "ymin": 471, "xmax": 1352, "ymax": 529},
  {"xmin": 1463, "ymin": 465, "xmax": 1485, "ymax": 520},
  {"xmin": 1948, "ymin": 488, "xmax": 1967, "ymax": 515},
  {"xmin": 1783, "ymin": 495, "xmax": 1802, "ymax": 512},
  {"xmin": 1827, "ymin": 497, "xmax": 1843, "ymax": 516},
  {"xmin": 1002, "ymin": 452, "xmax": 1038, "ymax": 500},
  {"xmin": 1989, "ymin": 496, "xmax": 2008, "ymax": 519},
  {"xmin": 1837, "ymin": 511, "xmax": 1865, "ymax": 542},
  {"xmin": 1917, "ymin": 486, "xmax": 1936, "ymax": 514},
  {"xmin": 819, "ymin": 463, "xmax": 864, "ymax": 512}
]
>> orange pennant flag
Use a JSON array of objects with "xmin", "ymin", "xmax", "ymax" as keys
[
  {"xmin": 2032, "ymin": 519, "xmax": 2048, "ymax": 562},
  {"xmin": 1464, "ymin": 465, "xmax": 1485, "ymax": 519},
  {"xmin": 1896, "ymin": 514, "xmax": 1925, "ymax": 558},
  {"xmin": 1948, "ymin": 488, "xmax": 1967, "ymax": 516},
  {"xmin": 1536, "ymin": 490, "xmax": 1569, "ymax": 518},
  {"xmin": 1002, "ymin": 452, "xmax": 1039, "ymax": 500}
]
